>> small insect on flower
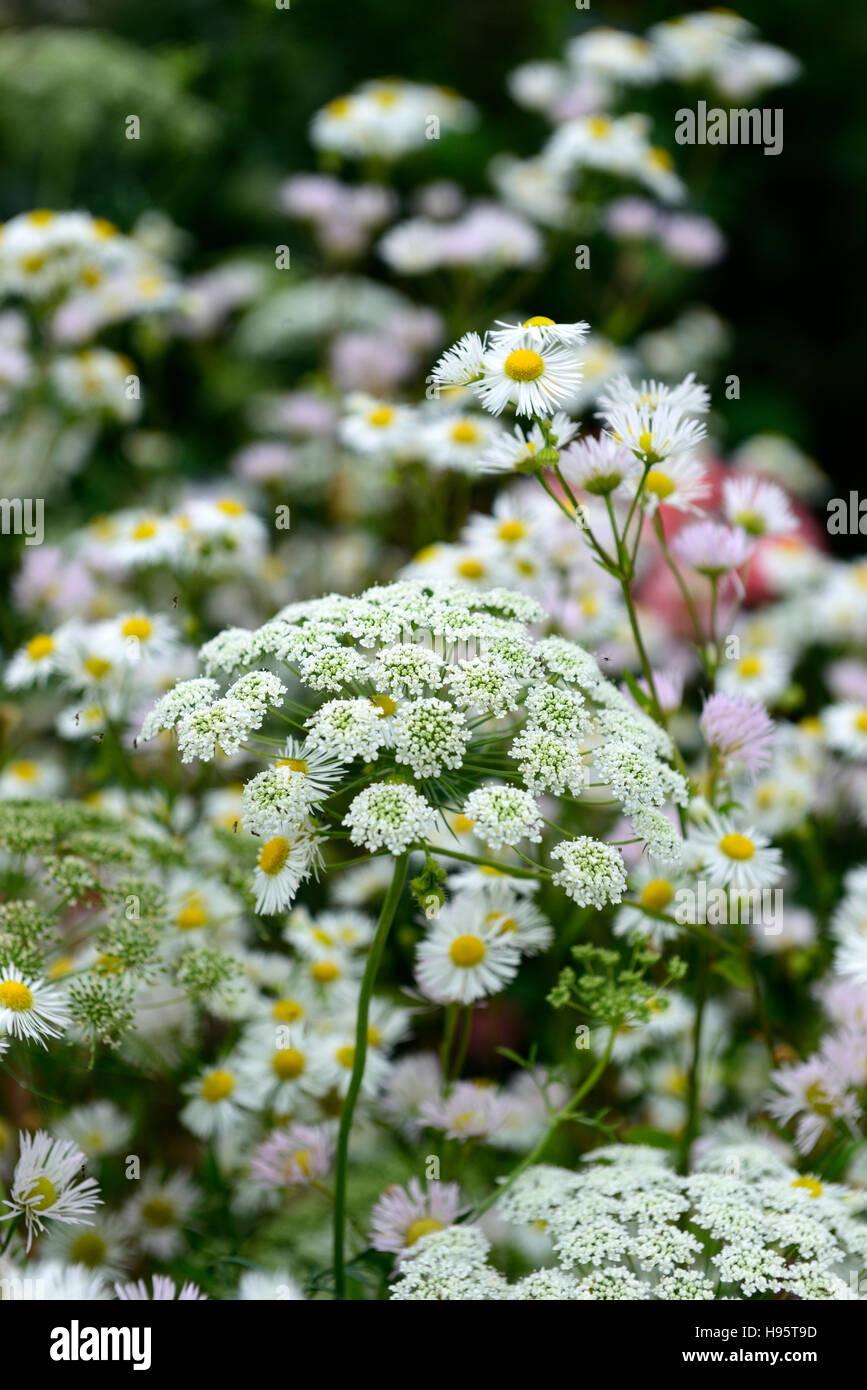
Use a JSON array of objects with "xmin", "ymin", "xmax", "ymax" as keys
[{"xmin": 2, "ymin": 1130, "xmax": 101, "ymax": 1250}]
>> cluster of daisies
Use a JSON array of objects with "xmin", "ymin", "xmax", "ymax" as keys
[{"xmin": 390, "ymin": 1138, "xmax": 865, "ymax": 1300}]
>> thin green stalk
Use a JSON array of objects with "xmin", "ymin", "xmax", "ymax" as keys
[
  {"xmin": 470, "ymin": 1026, "xmax": 617, "ymax": 1220},
  {"xmin": 332, "ymin": 852, "xmax": 408, "ymax": 1299}
]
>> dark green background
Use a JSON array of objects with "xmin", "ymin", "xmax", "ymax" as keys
[{"xmin": 1, "ymin": 0, "xmax": 863, "ymax": 481}]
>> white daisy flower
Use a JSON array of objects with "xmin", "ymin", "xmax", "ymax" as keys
[
  {"xmin": 0, "ymin": 756, "xmax": 64, "ymax": 799},
  {"xmin": 822, "ymin": 703, "xmax": 867, "ymax": 760},
  {"xmin": 431, "ymin": 332, "xmax": 486, "ymax": 390},
  {"xmin": 717, "ymin": 649, "xmax": 793, "ymax": 704},
  {"xmin": 478, "ymin": 412, "xmax": 578, "ymax": 474},
  {"xmin": 122, "ymin": 1170, "xmax": 198, "ymax": 1260},
  {"xmin": 4, "ymin": 631, "xmax": 60, "ymax": 688},
  {"xmin": 2, "ymin": 1130, "xmax": 101, "ymax": 1250},
  {"xmin": 415, "ymin": 908, "xmax": 520, "ymax": 1004},
  {"xmin": 686, "ymin": 813, "xmax": 783, "ymax": 891},
  {"xmin": 0, "ymin": 962, "xmax": 70, "ymax": 1046},
  {"xmin": 723, "ymin": 474, "xmax": 797, "ymax": 538},
  {"xmin": 488, "ymin": 316, "xmax": 590, "ymax": 351},
  {"xmin": 55, "ymin": 1101, "xmax": 133, "ymax": 1158},
  {"xmin": 180, "ymin": 1062, "xmax": 249, "ymax": 1139},
  {"xmin": 235, "ymin": 1023, "xmax": 332, "ymax": 1109},
  {"xmin": 476, "ymin": 336, "xmax": 584, "ymax": 417},
  {"xmin": 253, "ymin": 829, "xmax": 324, "ymax": 915}
]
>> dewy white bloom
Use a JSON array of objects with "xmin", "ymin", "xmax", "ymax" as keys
[
  {"xmin": 477, "ymin": 336, "xmax": 584, "ymax": 418},
  {"xmin": 224, "ymin": 669, "xmax": 287, "ymax": 714},
  {"xmin": 372, "ymin": 643, "xmax": 444, "ymax": 697},
  {"xmin": 525, "ymin": 683, "xmax": 592, "ymax": 740},
  {"xmin": 510, "ymin": 726, "xmax": 587, "ymax": 796},
  {"xmin": 687, "ymin": 813, "xmax": 784, "ymax": 891},
  {"xmin": 463, "ymin": 785, "xmax": 543, "ymax": 850},
  {"xmin": 2, "ymin": 1130, "xmax": 101, "ymax": 1250},
  {"xmin": 416, "ymin": 909, "xmax": 521, "ymax": 1004},
  {"xmin": 0, "ymin": 962, "xmax": 70, "ymax": 1046},
  {"xmin": 550, "ymin": 837, "xmax": 628, "ymax": 908},
  {"xmin": 344, "ymin": 783, "xmax": 434, "ymax": 854},
  {"xmin": 442, "ymin": 659, "xmax": 520, "ymax": 717}
]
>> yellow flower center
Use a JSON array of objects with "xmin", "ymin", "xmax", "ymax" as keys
[
  {"xmin": 503, "ymin": 349, "xmax": 545, "ymax": 382},
  {"xmin": 92, "ymin": 217, "xmax": 117, "ymax": 239},
  {"xmin": 26, "ymin": 1176, "xmax": 58, "ymax": 1210},
  {"xmin": 176, "ymin": 897, "xmax": 208, "ymax": 930},
  {"xmin": 453, "ymin": 814, "xmax": 475, "ymax": 833},
  {"xmin": 368, "ymin": 406, "xmax": 395, "ymax": 427},
  {"xmin": 277, "ymin": 757, "xmax": 308, "ymax": 773},
  {"xmin": 737, "ymin": 656, "xmax": 764, "ymax": 678},
  {"xmin": 791, "ymin": 1176, "xmax": 823, "ymax": 1198},
  {"xmin": 272, "ymin": 1048, "xmax": 305, "ymax": 1080},
  {"xmin": 96, "ymin": 954, "xmax": 124, "ymax": 974},
  {"xmin": 71, "ymin": 1233, "xmax": 106, "ymax": 1267},
  {"xmin": 405, "ymin": 1217, "xmax": 444, "ymax": 1246},
  {"xmin": 311, "ymin": 960, "xmax": 340, "ymax": 984},
  {"xmin": 719, "ymin": 833, "xmax": 755, "ymax": 861},
  {"xmin": 855, "ymin": 709, "xmax": 867, "ymax": 734},
  {"xmin": 523, "ymin": 315, "xmax": 555, "ymax": 328},
  {"xmin": 457, "ymin": 557, "xmax": 485, "ymax": 579},
  {"xmin": 336, "ymin": 1045, "xmax": 356, "ymax": 1068},
  {"xmin": 29, "ymin": 209, "xmax": 57, "ymax": 225},
  {"xmin": 0, "ymin": 979, "xmax": 33, "ymax": 1011},
  {"xmin": 370, "ymin": 694, "xmax": 398, "ymax": 716},
  {"xmin": 449, "ymin": 934, "xmax": 486, "ymax": 967},
  {"xmin": 142, "ymin": 1197, "xmax": 174, "ymax": 1227},
  {"xmin": 637, "ymin": 431, "xmax": 655, "ymax": 456},
  {"xmin": 132, "ymin": 521, "xmax": 157, "ymax": 540},
  {"xmin": 258, "ymin": 837, "xmax": 290, "ymax": 876},
  {"xmin": 272, "ymin": 998, "xmax": 304, "ymax": 1023},
  {"xmin": 121, "ymin": 616, "xmax": 153, "ymax": 640},
  {"xmin": 367, "ymin": 1026, "xmax": 381, "ymax": 1047},
  {"xmin": 217, "ymin": 498, "xmax": 245, "ymax": 516},
  {"xmin": 497, "ymin": 519, "xmax": 527, "ymax": 542},
  {"xmin": 26, "ymin": 634, "xmax": 54, "ymax": 661},
  {"xmin": 290, "ymin": 1149, "xmax": 311, "ymax": 1175},
  {"xmin": 84, "ymin": 656, "xmax": 112, "ymax": 679},
  {"xmin": 639, "ymin": 879, "xmax": 674, "ymax": 911},
  {"xmin": 588, "ymin": 116, "xmax": 612, "ymax": 137},
  {"xmin": 9, "ymin": 761, "xmax": 37, "ymax": 782},
  {"xmin": 201, "ymin": 1069, "xmax": 234, "ymax": 1102},
  {"xmin": 450, "ymin": 420, "xmax": 479, "ymax": 444},
  {"xmin": 645, "ymin": 469, "xmax": 674, "ymax": 498}
]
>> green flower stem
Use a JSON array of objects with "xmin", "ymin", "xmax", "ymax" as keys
[
  {"xmin": 332, "ymin": 851, "xmax": 408, "ymax": 1300},
  {"xmin": 680, "ymin": 950, "xmax": 709, "ymax": 1173},
  {"xmin": 422, "ymin": 844, "xmax": 550, "ymax": 881},
  {"xmin": 470, "ymin": 1025, "xmax": 617, "ymax": 1221}
]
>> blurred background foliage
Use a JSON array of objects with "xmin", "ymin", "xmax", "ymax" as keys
[{"xmin": 0, "ymin": 0, "xmax": 862, "ymax": 478}]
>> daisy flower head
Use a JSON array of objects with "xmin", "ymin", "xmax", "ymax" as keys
[
  {"xmin": 560, "ymin": 433, "xmax": 642, "ymax": 497},
  {"xmin": 415, "ymin": 906, "xmax": 521, "ymax": 1004},
  {"xmin": 180, "ymin": 1061, "xmax": 248, "ymax": 1140},
  {"xmin": 431, "ymin": 332, "xmax": 486, "ymax": 391},
  {"xmin": 369, "ymin": 1177, "xmax": 462, "ymax": 1253},
  {"xmin": 673, "ymin": 520, "xmax": 753, "ymax": 576},
  {"xmin": 550, "ymin": 836, "xmax": 628, "ymax": 909},
  {"xmin": 686, "ymin": 813, "xmax": 783, "ymax": 891},
  {"xmin": 476, "ymin": 333, "xmax": 584, "ymax": 418},
  {"xmin": 597, "ymin": 373, "xmax": 709, "ymax": 463},
  {"xmin": 0, "ymin": 961, "xmax": 70, "ymax": 1047},
  {"xmin": 115, "ymin": 1275, "xmax": 206, "ymax": 1301},
  {"xmin": 822, "ymin": 703, "xmax": 867, "ymax": 761},
  {"xmin": 477, "ymin": 413, "xmax": 578, "ymax": 476},
  {"xmin": 2, "ymin": 1130, "xmax": 100, "ymax": 1250},
  {"xmin": 488, "ymin": 316, "xmax": 590, "ymax": 352},
  {"xmin": 253, "ymin": 827, "xmax": 324, "ymax": 915},
  {"xmin": 421, "ymin": 1081, "xmax": 508, "ymax": 1141},
  {"xmin": 55, "ymin": 1101, "xmax": 133, "ymax": 1159},
  {"xmin": 122, "ymin": 1170, "xmax": 198, "ymax": 1260},
  {"xmin": 250, "ymin": 1122, "xmax": 332, "ymax": 1189},
  {"xmin": 700, "ymin": 693, "xmax": 775, "ymax": 777},
  {"xmin": 723, "ymin": 473, "xmax": 797, "ymax": 538},
  {"xmin": 4, "ymin": 631, "xmax": 60, "ymax": 688}
]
